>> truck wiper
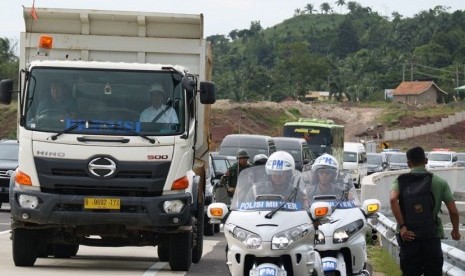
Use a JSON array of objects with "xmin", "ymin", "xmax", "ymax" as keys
[
  {"xmin": 108, "ymin": 125, "xmax": 157, "ymax": 144},
  {"xmin": 50, "ymin": 120, "xmax": 109, "ymax": 140},
  {"xmin": 51, "ymin": 121, "xmax": 156, "ymax": 144},
  {"xmin": 265, "ymin": 187, "xmax": 298, "ymax": 219}
]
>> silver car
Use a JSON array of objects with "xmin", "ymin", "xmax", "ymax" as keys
[
  {"xmin": 367, "ymin": 152, "xmax": 388, "ymax": 174},
  {"xmin": 0, "ymin": 139, "xmax": 19, "ymax": 208},
  {"xmin": 387, "ymin": 152, "xmax": 408, "ymax": 171}
]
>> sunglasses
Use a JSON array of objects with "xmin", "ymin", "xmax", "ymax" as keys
[{"xmin": 317, "ymin": 169, "xmax": 334, "ymax": 175}]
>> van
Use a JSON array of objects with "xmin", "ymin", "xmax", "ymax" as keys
[
  {"xmin": 343, "ymin": 142, "xmax": 368, "ymax": 188},
  {"xmin": 218, "ymin": 134, "xmax": 276, "ymax": 163},
  {"xmin": 273, "ymin": 137, "xmax": 315, "ymax": 171},
  {"xmin": 426, "ymin": 150, "xmax": 457, "ymax": 169}
]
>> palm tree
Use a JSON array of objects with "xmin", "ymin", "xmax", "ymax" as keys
[
  {"xmin": 346, "ymin": 1, "xmax": 360, "ymax": 13},
  {"xmin": 294, "ymin": 8, "xmax": 301, "ymax": 16},
  {"xmin": 335, "ymin": 0, "xmax": 345, "ymax": 13},
  {"xmin": 320, "ymin": 2, "xmax": 332, "ymax": 14},
  {"xmin": 305, "ymin": 4, "xmax": 315, "ymax": 14}
]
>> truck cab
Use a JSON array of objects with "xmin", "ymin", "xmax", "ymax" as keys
[{"xmin": 0, "ymin": 7, "xmax": 215, "ymax": 271}]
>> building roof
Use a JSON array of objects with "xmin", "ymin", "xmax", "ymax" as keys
[{"xmin": 393, "ymin": 81, "xmax": 447, "ymax": 96}]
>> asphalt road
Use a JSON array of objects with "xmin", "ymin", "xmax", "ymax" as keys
[{"xmin": 0, "ymin": 203, "xmax": 229, "ymax": 276}]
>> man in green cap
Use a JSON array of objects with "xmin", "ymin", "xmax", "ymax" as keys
[{"xmin": 221, "ymin": 149, "xmax": 252, "ymax": 197}]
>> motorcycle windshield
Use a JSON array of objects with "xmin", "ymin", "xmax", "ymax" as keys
[
  {"xmin": 302, "ymin": 169, "xmax": 361, "ymax": 208},
  {"xmin": 230, "ymin": 166, "xmax": 307, "ymax": 211}
]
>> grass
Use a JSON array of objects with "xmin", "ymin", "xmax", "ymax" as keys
[{"xmin": 368, "ymin": 245, "xmax": 402, "ymax": 276}]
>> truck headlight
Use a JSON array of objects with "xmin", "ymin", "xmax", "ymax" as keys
[
  {"xmin": 333, "ymin": 219, "xmax": 364, "ymax": 243},
  {"xmin": 314, "ymin": 230, "xmax": 325, "ymax": 244},
  {"xmin": 18, "ymin": 194, "xmax": 39, "ymax": 209},
  {"xmin": 272, "ymin": 224, "xmax": 311, "ymax": 249},
  {"xmin": 163, "ymin": 200, "xmax": 184, "ymax": 213},
  {"xmin": 226, "ymin": 224, "xmax": 262, "ymax": 249}
]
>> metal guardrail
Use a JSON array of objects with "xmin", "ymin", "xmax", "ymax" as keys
[{"xmin": 368, "ymin": 213, "xmax": 465, "ymax": 276}]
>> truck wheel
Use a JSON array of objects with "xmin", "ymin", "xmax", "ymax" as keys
[
  {"xmin": 53, "ymin": 244, "xmax": 77, "ymax": 258},
  {"xmin": 169, "ymin": 232, "xmax": 192, "ymax": 271},
  {"xmin": 71, "ymin": 244, "xmax": 79, "ymax": 256},
  {"xmin": 203, "ymin": 213, "xmax": 214, "ymax": 236},
  {"xmin": 12, "ymin": 228, "xmax": 39, "ymax": 266},
  {"xmin": 214, "ymin": 224, "xmax": 220, "ymax": 233},
  {"xmin": 157, "ymin": 242, "xmax": 169, "ymax": 262},
  {"xmin": 37, "ymin": 244, "xmax": 54, "ymax": 258},
  {"xmin": 192, "ymin": 193, "xmax": 205, "ymax": 263}
]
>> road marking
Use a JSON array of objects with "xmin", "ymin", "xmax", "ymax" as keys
[
  {"xmin": 142, "ymin": 238, "xmax": 220, "ymax": 275},
  {"xmin": 0, "ymin": 230, "xmax": 10, "ymax": 235},
  {"xmin": 142, "ymin": 262, "xmax": 181, "ymax": 276}
]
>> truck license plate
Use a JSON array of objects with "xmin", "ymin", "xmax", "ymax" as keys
[{"xmin": 84, "ymin": 198, "xmax": 120, "ymax": 210}]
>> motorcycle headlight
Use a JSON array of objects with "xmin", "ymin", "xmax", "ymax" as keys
[
  {"xmin": 314, "ymin": 230, "xmax": 325, "ymax": 245},
  {"xmin": 226, "ymin": 224, "xmax": 262, "ymax": 249},
  {"xmin": 271, "ymin": 224, "xmax": 311, "ymax": 250},
  {"xmin": 333, "ymin": 219, "xmax": 364, "ymax": 244}
]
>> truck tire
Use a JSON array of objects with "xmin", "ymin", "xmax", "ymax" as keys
[
  {"xmin": 37, "ymin": 244, "xmax": 54, "ymax": 258},
  {"xmin": 214, "ymin": 224, "xmax": 220, "ymax": 233},
  {"xmin": 203, "ymin": 213, "xmax": 214, "ymax": 236},
  {"xmin": 157, "ymin": 242, "xmax": 169, "ymax": 262},
  {"xmin": 53, "ymin": 244, "xmax": 77, "ymax": 258},
  {"xmin": 192, "ymin": 192, "xmax": 204, "ymax": 263},
  {"xmin": 169, "ymin": 231, "xmax": 192, "ymax": 271},
  {"xmin": 12, "ymin": 228, "xmax": 39, "ymax": 266}
]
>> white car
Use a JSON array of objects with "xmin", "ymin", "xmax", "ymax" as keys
[{"xmin": 427, "ymin": 151, "xmax": 457, "ymax": 169}]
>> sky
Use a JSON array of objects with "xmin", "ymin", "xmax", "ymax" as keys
[{"xmin": 2, "ymin": 0, "xmax": 465, "ymax": 42}]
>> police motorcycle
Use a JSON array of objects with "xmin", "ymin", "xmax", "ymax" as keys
[
  {"xmin": 208, "ymin": 151, "xmax": 332, "ymax": 276},
  {"xmin": 305, "ymin": 154, "xmax": 380, "ymax": 276}
]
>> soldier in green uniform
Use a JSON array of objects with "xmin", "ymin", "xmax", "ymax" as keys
[{"xmin": 221, "ymin": 149, "xmax": 252, "ymax": 197}]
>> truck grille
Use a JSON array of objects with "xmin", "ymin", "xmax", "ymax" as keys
[{"xmin": 35, "ymin": 157, "xmax": 170, "ymax": 196}]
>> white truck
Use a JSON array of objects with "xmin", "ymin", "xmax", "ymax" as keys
[{"xmin": 0, "ymin": 7, "xmax": 216, "ymax": 271}]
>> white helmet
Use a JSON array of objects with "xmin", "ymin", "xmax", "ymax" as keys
[
  {"xmin": 311, "ymin": 153, "xmax": 339, "ymax": 176},
  {"xmin": 265, "ymin": 151, "xmax": 295, "ymax": 175},
  {"xmin": 253, "ymin": 154, "xmax": 268, "ymax": 165}
]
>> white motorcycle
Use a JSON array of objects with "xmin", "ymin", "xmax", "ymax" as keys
[
  {"xmin": 208, "ymin": 166, "xmax": 332, "ymax": 276},
  {"xmin": 311, "ymin": 181, "xmax": 380, "ymax": 276}
]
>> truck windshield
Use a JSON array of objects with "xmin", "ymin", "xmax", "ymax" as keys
[{"xmin": 24, "ymin": 67, "xmax": 185, "ymax": 136}]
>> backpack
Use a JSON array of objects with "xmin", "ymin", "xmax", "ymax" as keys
[{"xmin": 398, "ymin": 172, "xmax": 437, "ymax": 240}]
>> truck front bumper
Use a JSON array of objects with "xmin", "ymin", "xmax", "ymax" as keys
[{"xmin": 10, "ymin": 188, "xmax": 192, "ymax": 230}]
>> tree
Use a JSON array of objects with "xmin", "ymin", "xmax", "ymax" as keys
[
  {"xmin": 320, "ymin": 2, "xmax": 332, "ymax": 14},
  {"xmin": 346, "ymin": 1, "xmax": 361, "ymax": 14},
  {"xmin": 335, "ymin": 0, "xmax": 346, "ymax": 13},
  {"xmin": 305, "ymin": 4, "xmax": 315, "ymax": 14},
  {"xmin": 333, "ymin": 20, "xmax": 359, "ymax": 57},
  {"xmin": 0, "ymin": 37, "xmax": 19, "ymax": 85},
  {"xmin": 249, "ymin": 21, "xmax": 263, "ymax": 37},
  {"xmin": 0, "ymin": 38, "xmax": 17, "ymax": 63}
]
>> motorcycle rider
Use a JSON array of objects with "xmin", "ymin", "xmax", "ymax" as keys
[
  {"xmin": 221, "ymin": 149, "xmax": 252, "ymax": 197},
  {"xmin": 307, "ymin": 153, "xmax": 355, "ymax": 200},
  {"xmin": 246, "ymin": 151, "xmax": 307, "ymax": 205},
  {"xmin": 253, "ymin": 153, "xmax": 268, "ymax": 165}
]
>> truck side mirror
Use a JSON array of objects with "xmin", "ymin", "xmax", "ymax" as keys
[
  {"xmin": 199, "ymin": 81, "xmax": 216, "ymax": 104},
  {"xmin": 0, "ymin": 79, "xmax": 14, "ymax": 105}
]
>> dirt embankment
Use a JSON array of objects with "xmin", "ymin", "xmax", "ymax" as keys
[
  {"xmin": 210, "ymin": 100, "xmax": 383, "ymax": 150},
  {"xmin": 210, "ymin": 100, "xmax": 465, "ymax": 152}
]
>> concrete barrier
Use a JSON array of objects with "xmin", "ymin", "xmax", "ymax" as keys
[{"xmin": 383, "ymin": 111, "xmax": 465, "ymax": 141}]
